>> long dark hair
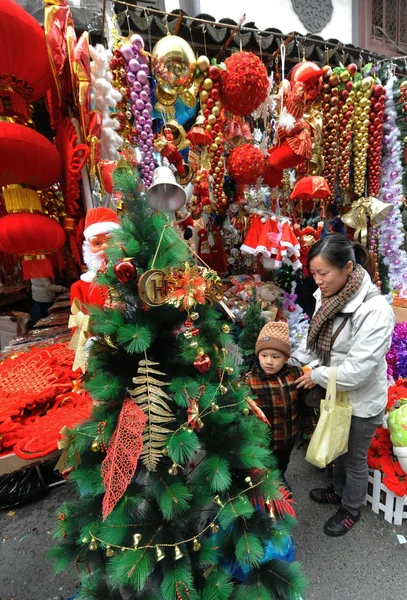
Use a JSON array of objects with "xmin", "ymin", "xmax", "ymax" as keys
[
  {"xmin": 352, "ymin": 242, "xmax": 376, "ymax": 280},
  {"xmin": 307, "ymin": 234, "xmax": 356, "ymax": 272}
]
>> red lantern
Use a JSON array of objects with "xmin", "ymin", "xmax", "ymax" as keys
[
  {"xmin": 0, "ymin": 0, "xmax": 53, "ymax": 102},
  {"xmin": 0, "ymin": 213, "xmax": 66, "ymax": 279},
  {"xmin": 0, "ymin": 122, "xmax": 62, "ymax": 189}
]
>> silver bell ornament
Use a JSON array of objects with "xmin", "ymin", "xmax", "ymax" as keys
[{"xmin": 147, "ymin": 166, "xmax": 186, "ymax": 212}]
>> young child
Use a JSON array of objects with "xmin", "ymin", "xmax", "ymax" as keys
[{"xmin": 245, "ymin": 321, "xmax": 304, "ymax": 480}]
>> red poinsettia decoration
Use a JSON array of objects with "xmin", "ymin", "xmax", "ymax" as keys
[
  {"xmin": 166, "ymin": 268, "xmax": 207, "ymax": 311},
  {"xmin": 387, "ymin": 379, "xmax": 407, "ymax": 410}
]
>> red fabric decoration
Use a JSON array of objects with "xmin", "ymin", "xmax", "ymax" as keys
[
  {"xmin": 13, "ymin": 391, "xmax": 91, "ymax": 460},
  {"xmin": 227, "ymin": 144, "xmax": 265, "ymax": 185},
  {"xmin": 0, "ymin": 122, "xmax": 62, "ymax": 189},
  {"xmin": 0, "ymin": 213, "xmax": 66, "ymax": 279},
  {"xmin": 0, "ymin": 0, "xmax": 53, "ymax": 102},
  {"xmin": 70, "ymin": 279, "xmax": 107, "ymax": 310},
  {"xmin": 54, "ymin": 116, "xmax": 89, "ymax": 216},
  {"xmin": 186, "ymin": 124, "xmax": 212, "ymax": 147},
  {"xmin": 290, "ymin": 176, "xmax": 331, "ymax": 203},
  {"xmin": 101, "ymin": 397, "xmax": 146, "ymax": 520},
  {"xmin": 0, "ymin": 342, "xmax": 80, "ymax": 430},
  {"xmin": 220, "ymin": 52, "xmax": 269, "ymax": 116},
  {"xmin": 0, "ymin": 213, "xmax": 66, "ymax": 278}
]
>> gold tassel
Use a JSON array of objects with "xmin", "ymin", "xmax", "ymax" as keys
[{"xmin": 3, "ymin": 185, "xmax": 43, "ymax": 214}]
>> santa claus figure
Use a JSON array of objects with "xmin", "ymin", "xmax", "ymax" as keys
[{"xmin": 70, "ymin": 207, "xmax": 121, "ymax": 309}]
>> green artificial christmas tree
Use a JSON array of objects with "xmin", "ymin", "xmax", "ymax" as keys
[
  {"xmin": 49, "ymin": 167, "xmax": 307, "ymax": 600},
  {"xmin": 238, "ymin": 293, "xmax": 265, "ymax": 370}
]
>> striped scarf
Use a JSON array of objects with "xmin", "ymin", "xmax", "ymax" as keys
[{"xmin": 307, "ymin": 264, "xmax": 365, "ymax": 364}]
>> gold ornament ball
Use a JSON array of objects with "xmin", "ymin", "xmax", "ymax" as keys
[
  {"xmin": 197, "ymin": 55, "xmax": 210, "ymax": 72},
  {"xmin": 119, "ymin": 68, "xmax": 126, "ymax": 78},
  {"xmin": 91, "ymin": 440, "xmax": 100, "ymax": 452},
  {"xmin": 208, "ymin": 114, "xmax": 217, "ymax": 126},
  {"xmin": 211, "ymin": 142, "xmax": 218, "ymax": 151},
  {"xmin": 214, "ymin": 136, "xmax": 222, "ymax": 145},
  {"xmin": 242, "ymin": 407, "xmax": 250, "ymax": 416},
  {"xmin": 206, "ymin": 124, "xmax": 213, "ymax": 132},
  {"xmin": 203, "ymin": 78, "xmax": 214, "ymax": 91},
  {"xmin": 221, "ymin": 324, "xmax": 230, "ymax": 333},
  {"xmin": 200, "ymin": 90, "xmax": 209, "ymax": 103},
  {"xmin": 340, "ymin": 70, "xmax": 350, "ymax": 82},
  {"xmin": 214, "ymin": 167, "xmax": 220, "ymax": 174},
  {"xmin": 212, "ymin": 106, "xmax": 220, "ymax": 117},
  {"xmin": 151, "ymin": 35, "xmax": 196, "ymax": 94},
  {"xmin": 361, "ymin": 76, "xmax": 374, "ymax": 91}
]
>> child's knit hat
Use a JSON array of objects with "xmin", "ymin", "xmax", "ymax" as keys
[{"xmin": 255, "ymin": 321, "xmax": 291, "ymax": 357}]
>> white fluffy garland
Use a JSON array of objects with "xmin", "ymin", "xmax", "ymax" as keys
[
  {"xmin": 378, "ymin": 76, "xmax": 407, "ymax": 294},
  {"xmin": 90, "ymin": 44, "xmax": 123, "ymax": 161}
]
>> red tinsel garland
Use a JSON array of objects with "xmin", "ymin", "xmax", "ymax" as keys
[{"xmin": 220, "ymin": 52, "xmax": 269, "ymax": 117}]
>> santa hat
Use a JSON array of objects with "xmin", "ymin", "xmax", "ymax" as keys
[
  {"xmin": 83, "ymin": 207, "xmax": 121, "ymax": 240},
  {"xmin": 255, "ymin": 321, "xmax": 291, "ymax": 357}
]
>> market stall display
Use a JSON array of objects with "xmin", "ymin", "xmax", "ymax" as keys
[{"xmin": 1, "ymin": 0, "xmax": 407, "ymax": 596}]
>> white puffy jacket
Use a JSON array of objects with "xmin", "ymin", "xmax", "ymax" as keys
[{"xmin": 292, "ymin": 270, "xmax": 395, "ymax": 418}]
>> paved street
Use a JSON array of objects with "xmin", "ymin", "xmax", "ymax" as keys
[{"xmin": 1, "ymin": 446, "xmax": 406, "ymax": 600}]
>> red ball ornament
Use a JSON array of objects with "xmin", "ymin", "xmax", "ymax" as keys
[
  {"xmin": 209, "ymin": 65, "xmax": 220, "ymax": 80},
  {"xmin": 114, "ymin": 259, "xmax": 137, "ymax": 283},
  {"xmin": 193, "ymin": 353, "xmax": 211, "ymax": 374},
  {"xmin": 227, "ymin": 144, "xmax": 265, "ymax": 185},
  {"xmin": 220, "ymin": 52, "xmax": 269, "ymax": 116}
]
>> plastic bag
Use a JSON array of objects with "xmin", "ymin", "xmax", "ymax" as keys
[
  {"xmin": 306, "ymin": 368, "xmax": 352, "ymax": 468},
  {"xmin": 0, "ymin": 467, "xmax": 46, "ymax": 509}
]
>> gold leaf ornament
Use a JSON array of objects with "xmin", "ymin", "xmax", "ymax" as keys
[{"xmin": 129, "ymin": 358, "xmax": 175, "ymax": 472}]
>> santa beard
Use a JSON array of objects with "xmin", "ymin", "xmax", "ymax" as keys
[{"xmin": 82, "ymin": 240, "xmax": 105, "ymax": 278}]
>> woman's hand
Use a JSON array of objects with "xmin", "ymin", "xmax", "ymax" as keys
[{"xmin": 296, "ymin": 370, "xmax": 317, "ymax": 389}]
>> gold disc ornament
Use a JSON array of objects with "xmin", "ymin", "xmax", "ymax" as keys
[{"xmin": 151, "ymin": 35, "xmax": 196, "ymax": 95}]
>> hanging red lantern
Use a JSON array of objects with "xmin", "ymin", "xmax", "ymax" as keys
[
  {"xmin": 0, "ymin": 122, "xmax": 62, "ymax": 190},
  {"xmin": 0, "ymin": 213, "xmax": 66, "ymax": 279},
  {"xmin": 0, "ymin": 0, "xmax": 53, "ymax": 103}
]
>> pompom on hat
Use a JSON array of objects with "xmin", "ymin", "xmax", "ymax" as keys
[
  {"xmin": 83, "ymin": 207, "xmax": 121, "ymax": 240},
  {"xmin": 255, "ymin": 321, "xmax": 291, "ymax": 357}
]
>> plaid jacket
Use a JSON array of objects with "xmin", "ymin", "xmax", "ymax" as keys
[{"xmin": 245, "ymin": 364, "xmax": 303, "ymax": 450}]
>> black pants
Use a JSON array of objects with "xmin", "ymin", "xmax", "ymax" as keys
[{"xmin": 273, "ymin": 443, "xmax": 295, "ymax": 475}]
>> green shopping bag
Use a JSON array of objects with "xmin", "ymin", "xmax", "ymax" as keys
[{"xmin": 305, "ymin": 367, "xmax": 352, "ymax": 468}]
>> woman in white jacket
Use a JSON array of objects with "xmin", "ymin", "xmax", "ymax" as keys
[{"xmin": 295, "ymin": 235, "xmax": 395, "ymax": 537}]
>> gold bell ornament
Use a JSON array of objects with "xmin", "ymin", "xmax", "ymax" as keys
[{"xmin": 341, "ymin": 196, "xmax": 394, "ymax": 246}]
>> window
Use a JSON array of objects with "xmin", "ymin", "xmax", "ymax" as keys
[{"xmin": 359, "ymin": 0, "xmax": 407, "ymax": 56}]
